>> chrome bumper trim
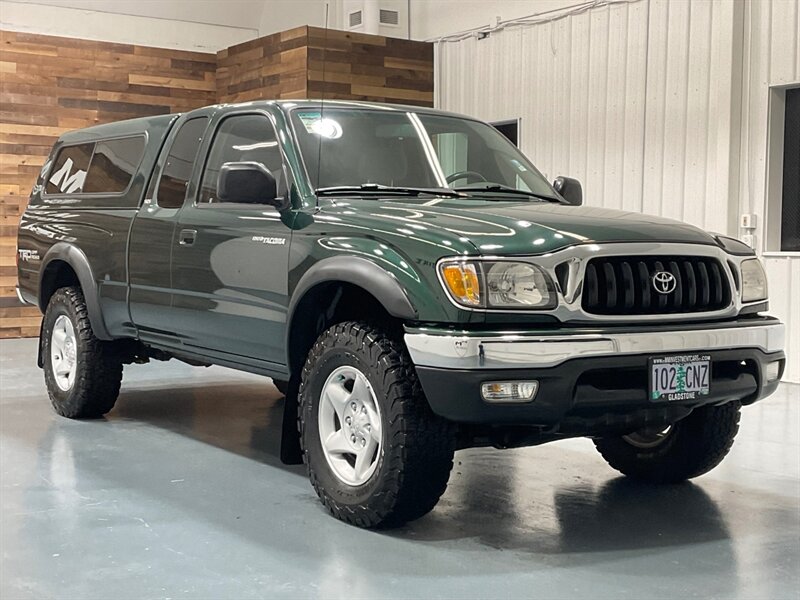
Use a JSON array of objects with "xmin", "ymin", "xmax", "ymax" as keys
[{"xmin": 405, "ymin": 322, "xmax": 786, "ymax": 370}]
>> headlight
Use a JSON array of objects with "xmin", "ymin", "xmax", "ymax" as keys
[
  {"xmin": 740, "ymin": 258, "xmax": 768, "ymax": 302},
  {"xmin": 439, "ymin": 261, "xmax": 556, "ymax": 309}
]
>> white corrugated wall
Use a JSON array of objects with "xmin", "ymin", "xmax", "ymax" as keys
[
  {"xmin": 740, "ymin": 0, "xmax": 800, "ymax": 382},
  {"xmin": 435, "ymin": 0, "xmax": 799, "ymax": 382}
]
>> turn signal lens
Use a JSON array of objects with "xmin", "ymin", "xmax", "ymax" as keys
[
  {"xmin": 441, "ymin": 263, "xmax": 482, "ymax": 306},
  {"xmin": 481, "ymin": 381, "xmax": 539, "ymax": 403}
]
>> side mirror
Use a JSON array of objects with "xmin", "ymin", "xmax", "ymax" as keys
[
  {"xmin": 217, "ymin": 161, "xmax": 285, "ymax": 209},
  {"xmin": 553, "ymin": 176, "xmax": 583, "ymax": 206}
]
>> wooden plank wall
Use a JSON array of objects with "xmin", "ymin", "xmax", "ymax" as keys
[
  {"xmin": 216, "ymin": 26, "xmax": 309, "ymax": 103},
  {"xmin": 0, "ymin": 30, "xmax": 216, "ymax": 338},
  {"xmin": 217, "ymin": 26, "xmax": 434, "ymax": 107},
  {"xmin": 306, "ymin": 26, "xmax": 433, "ymax": 107},
  {"xmin": 0, "ymin": 27, "xmax": 433, "ymax": 338}
]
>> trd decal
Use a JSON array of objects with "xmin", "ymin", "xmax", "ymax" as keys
[{"xmin": 18, "ymin": 249, "xmax": 40, "ymax": 262}]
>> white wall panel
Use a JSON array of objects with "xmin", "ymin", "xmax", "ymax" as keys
[
  {"xmin": 3, "ymin": 0, "xmax": 265, "ymax": 31},
  {"xmin": 740, "ymin": 0, "xmax": 800, "ymax": 382},
  {"xmin": 411, "ymin": 0, "xmax": 582, "ymax": 41},
  {"xmin": 437, "ymin": 0, "xmax": 737, "ymax": 231},
  {"xmin": 436, "ymin": 0, "xmax": 799, "ymax": 381},
  {"xmin": 0, "ymin": 0, "xmax": 257, "ymax": 51},
  {"xmin": 439, "ymin": 0, "xmax": 650, "ymax": 213},
  {"xmin": 765, "ymin": 257, "xmax": 800, "ymax": 382}
]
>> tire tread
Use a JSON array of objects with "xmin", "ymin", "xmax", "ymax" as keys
[
  {"xmin": 44, "ymin": 286, "xmax": 122, "ymax": 419},
  {"xmin": 594, "ymin": 402, "xmax": 741, "ymax": 483},
  {"xmin": 299, "ymin": 321, "xmax": 455, "ymax": 528}
]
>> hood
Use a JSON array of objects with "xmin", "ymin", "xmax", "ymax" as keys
[{"xmin": 320, "ymin": 197, "xmax": 718, "ymax": 257}]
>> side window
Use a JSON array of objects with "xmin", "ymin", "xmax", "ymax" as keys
[
  {"xmin": 82, "ymin": 136, "xmax": 145, "ymax": 194},
  {"xmin": 198, "ymin": 114, "xmax": 286, "ymax": 204},
  {"xmin": 45, "ymin": 143, "xmax": 94, "ymax": 194},
  {"xmin": 156, "ymin": 117, "xmax": 208, "ymax": 209}
]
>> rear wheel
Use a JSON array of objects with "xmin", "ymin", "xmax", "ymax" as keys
[
  {"xmin": 299, "ymin": 321, "xmax": 455, "ymax": 528},
  {"xmin": 42, "ymin": 286, "xmax": 123, "ymax": 418},
  {"xmin": 594, "ymin": 402, "xmax": 741, "ymax": 483}
]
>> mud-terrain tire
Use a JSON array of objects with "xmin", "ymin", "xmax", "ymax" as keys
[
  {"xmin": 42, "ymin": 286, "xmax": 123, "ymax": 418},
  {"xmin": 299, "ymin": 321, "xmax": 455, "ymax": 528},
  {"xmin": 594, "ymin": 402, "xmax": 741, "ymax": 483}
]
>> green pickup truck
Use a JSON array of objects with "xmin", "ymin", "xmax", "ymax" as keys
[{"xmin": 16, "ymin": 100, "xmax": 786, "ymax": 528}]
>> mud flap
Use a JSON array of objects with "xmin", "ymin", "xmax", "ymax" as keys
[
  {"xmin": 280, "ymin": 378, "xmax": 303, "ymax": 465},
  {"xmin": 36, "ymin": 319, "xmax": 45, "ymax": 368}
]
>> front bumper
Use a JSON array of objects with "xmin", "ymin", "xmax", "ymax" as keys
[{"xmin": 406, "ymin": 318, "xmax": 786, "ymax": 429}]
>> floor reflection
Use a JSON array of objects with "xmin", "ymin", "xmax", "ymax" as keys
[
  {"xmin": 112, "ymin": 374, "xmax": 733, "ymax": 556},
  {"xmin": 112, "ymin": 378, "xmax": 298, "ymax": 472},
  {"xmin": 398, "ymin": 454, "xmax": 731, "ymax": 553},
  {"xmin": 3, "ymin": 337, "xmax": 797, "ymax": 600},
  {"xmin": 552, "ymin": 478, "xmax": 730, "ymax": 550}
]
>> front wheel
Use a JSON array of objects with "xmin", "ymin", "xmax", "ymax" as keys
[
  {"xmin": 42, "ymin": 286, "xmax": 123, "ymax": 418},
  {"xmin": 299, "ymin": 321, "xmax": 455, "ymax": 528},
  {"xmin": 594, "ymin": 401, "xmax": 741, "ymax": 483}
]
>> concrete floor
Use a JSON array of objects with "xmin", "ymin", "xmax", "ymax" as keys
[{"xmin": 1, "ymin": 337, "xmax": 798, "ymax": 600}]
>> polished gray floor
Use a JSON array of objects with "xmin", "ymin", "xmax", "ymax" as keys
[{"xmin": 1, "ymin": 337, "xmax": 798, "ymax": 600}]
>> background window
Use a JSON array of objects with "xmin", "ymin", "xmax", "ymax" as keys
[
  {"xmin": 781, "ymin": 88, "xmax": 799, "ymax": 251},
  {"xmin": 198, "ymin": 114, "xmax": 285, "ymax": 204},
  {"xmin": 156, "ymin": 117, "xmax": 207, "ymax": 209},
  {"xmin": 83, "ymin": 136, "xmax": 145, "ymax": 194},
  {"xmin": 492, "ymin": 119, "xmax": 519, "ymax": 147},
  {"xmin": 45, "ymin": 143, "xmax": 94, "ymax": 194}
]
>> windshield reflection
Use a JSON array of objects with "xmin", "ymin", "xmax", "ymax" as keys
[{"xmin": 290, "ymin": 107, "xmax": 558, "ymax": 201}]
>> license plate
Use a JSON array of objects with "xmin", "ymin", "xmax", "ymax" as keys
[{"xmin": 649, "ymin": 354, "xmax": 711, "ymax": 402}]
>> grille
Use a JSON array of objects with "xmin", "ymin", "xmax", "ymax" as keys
[{"xmin": 581, "ymin": 256, "xmax": 732, "ymax": 315}]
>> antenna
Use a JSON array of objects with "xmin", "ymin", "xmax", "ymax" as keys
[{"xmin": 315, "ymin": 2, "xmax": 330, "ymax": 193}]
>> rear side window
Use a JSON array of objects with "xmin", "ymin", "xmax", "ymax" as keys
[
  {"xmin": 46, "ymin": 143, "xmax": 94, "ymax": 194},
  {"xmin": 156, "ymin": 117, "xmax": 208, "ymax": 209},
  {"xmin": 83, "ymin": 137, "xmax": 145, "ymax": 194}
]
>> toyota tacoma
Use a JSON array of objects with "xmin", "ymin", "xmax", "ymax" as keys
[{"xmin": 16, "ymin": 100, "xmax": 786, "ymax": 528}]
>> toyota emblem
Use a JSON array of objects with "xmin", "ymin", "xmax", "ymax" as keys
[{"xmin": 652, "ymin": 271, "xmax": 677, "ymax": 294}]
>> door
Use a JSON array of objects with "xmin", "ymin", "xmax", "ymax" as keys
[
  {"xmin": 170, "ymin": 112, "xmax": 292, "ymax": 365},
  {"xmin": 128, "ymin": 116, "xmax": 209, "ymax": 342}
]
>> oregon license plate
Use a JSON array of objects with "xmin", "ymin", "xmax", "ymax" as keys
[{"xmin": 649, "ymin": 355, "xmax": 711, "ymax": 402}]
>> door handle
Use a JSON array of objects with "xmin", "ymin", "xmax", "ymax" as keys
[{"xmin": 178, "ymin": 229, "xmax": 197, "ymax": 246}]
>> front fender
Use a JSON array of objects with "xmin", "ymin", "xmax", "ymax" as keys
[
  {"xmin": 39, "ymin": 243, "xmax": 111, "ymax": 340},
  {"xmin": 289, "ymin": 254, "xmax": 418, "ymax": 322}
]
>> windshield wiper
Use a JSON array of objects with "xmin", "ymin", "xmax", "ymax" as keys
[
  {"xmin": 454, "ymin": 183, "xmax": 560, "ymax": 203},
  {"xmin": 316, "ymin": 184, "xmax": 466, "ymax": 198}
]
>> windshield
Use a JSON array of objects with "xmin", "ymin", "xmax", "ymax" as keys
[{"xmin": 290, "ymin": 107, "xmax": 558, "ymax": 200}]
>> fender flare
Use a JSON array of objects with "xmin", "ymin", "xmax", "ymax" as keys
[
  {"xmin": 39, "ymin": 243, "xmax": 111, "ymax": 340},
  {"xmin": 288, "ymin": 256, "xmax": 418, "ymax": 324}
]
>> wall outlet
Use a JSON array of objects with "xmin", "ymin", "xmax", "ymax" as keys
[
  {"xmin": 740, "ymin": 213, "xmax": 757, "ymax": 229},
  {"xmin": 741, "ymin": 233, "xmax": 756, "ymax": 248}
]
